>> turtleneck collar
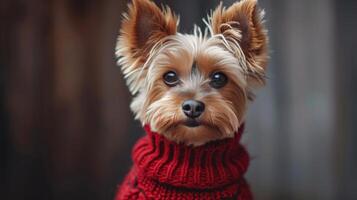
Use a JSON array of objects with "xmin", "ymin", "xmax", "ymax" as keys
[{"xmin": 132, "ymin": 124, "xmax": 249, "ymax": 190}]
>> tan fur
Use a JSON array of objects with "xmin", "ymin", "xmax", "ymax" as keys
[
  {"xmin": 116, "ymin": 0, "xmax": 268, "ymax": 146},
  {"xmin": 211, "ymin": 0, "xmax": 268, "ymax": 86},
  {"xmin": 116, "ymin": 0, "xmax": 178, "ymax": 94}
]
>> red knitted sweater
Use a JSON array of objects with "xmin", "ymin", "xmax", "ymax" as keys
[{"xmin": 115, "ymin": 124, "xmax": 252, "ymax": 200}]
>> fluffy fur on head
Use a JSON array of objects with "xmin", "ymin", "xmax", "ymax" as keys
[{"xmin": 116, "ymin": 0, "xmax": 268, "ymax": 146}]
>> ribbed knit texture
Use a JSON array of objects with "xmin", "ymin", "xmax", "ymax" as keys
[{"xmin": 115, "ymin": 124, "xmax": 252, "ymax": 200}]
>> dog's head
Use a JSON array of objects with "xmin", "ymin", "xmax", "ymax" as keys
[{"xmin": 116, "ymin": 0, "xmax": 268, "ymax": 146}]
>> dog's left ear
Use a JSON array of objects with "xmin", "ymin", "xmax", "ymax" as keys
[
  {"xmin": 116, "ymin": 0, "xmax": 178, "ymax": 94},
  {"xmin": 211, "ymin": 0, "xmax": 268, "ymax": 85}
]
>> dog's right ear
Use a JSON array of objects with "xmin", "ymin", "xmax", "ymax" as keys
[{"xmin": 116, "ymin": 0, "xmax": 178, "ymax": 94}]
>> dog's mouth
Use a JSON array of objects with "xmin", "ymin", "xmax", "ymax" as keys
[
  {"xmin": 162, "ymin": 119, "xmax": 223, "ymax": 137},
  {"xmin": 164, "ymin": 119, "xmax": 220, "ymax": 132},
  {"xmin": 184, "ymin": 119, "xmax": 201, "ymax": 127},
  {"xmin": 182, "ymin": 119, "xmax": 219, "ymax": 130}
]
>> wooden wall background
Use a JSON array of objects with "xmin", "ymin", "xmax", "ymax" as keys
[
  {"xmin": 0, "ymin": 0, "xmax": 132, "ymax": 199},
  {"xmin": 1, "ymin": 0, "xmax": 356, "ymax": 200}
]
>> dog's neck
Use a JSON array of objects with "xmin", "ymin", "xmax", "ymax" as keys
[{"xmin": 131, "ymin": 124, "xmax": 250, "ymax": 194}]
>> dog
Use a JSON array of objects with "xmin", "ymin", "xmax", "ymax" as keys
[{"xmin": 115, "ymin": 0, "xmax": 268, "ymax": 199}]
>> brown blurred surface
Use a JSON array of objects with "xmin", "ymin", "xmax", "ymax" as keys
[
  {"xmin": 1, "ymin": 0, "xmax": 135, "ymax": 199},
  {"xmin": 1, "ymin": 0, "xmax": 357, "ymax": 200}
]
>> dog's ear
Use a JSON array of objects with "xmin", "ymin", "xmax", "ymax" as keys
[
  {"xmin": 116, "ymin": 0, "xmax": 178, "ymax": 93},
  {"xmin": 211, "ymin": 0, "xmax": 268, "ymax": 86}
]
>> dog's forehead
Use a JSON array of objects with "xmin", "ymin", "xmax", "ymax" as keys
[{"xmin": 157, "ymin": 34, "xmax": 236, "ymax": 76}]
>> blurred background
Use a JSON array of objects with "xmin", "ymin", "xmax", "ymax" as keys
[{"xmin": 1, "ymin": 0, "xmax": 356, "ymax": 199}]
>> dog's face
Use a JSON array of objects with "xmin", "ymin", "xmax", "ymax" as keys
[{"xmin": 116, "ymin": 0, "xmax": 268, "ymax": 146}]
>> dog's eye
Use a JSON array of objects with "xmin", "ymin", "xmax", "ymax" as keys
[
  {"xmin": 210, "ymin": 72, "xmax": 228, "ymax": 89},
  {"xmin": 163, "ymin": 71, "xmax": 179, "ymax": 86}
]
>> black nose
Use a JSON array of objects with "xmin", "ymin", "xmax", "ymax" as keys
[{"xmin": 182, "ymin": 100, "xmax": 205, "ymax": 118}]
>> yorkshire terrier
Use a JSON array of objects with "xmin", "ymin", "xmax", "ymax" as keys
[{"xmin": 115, "ymin": 0, "xmax": 268, "ymax": 199}]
